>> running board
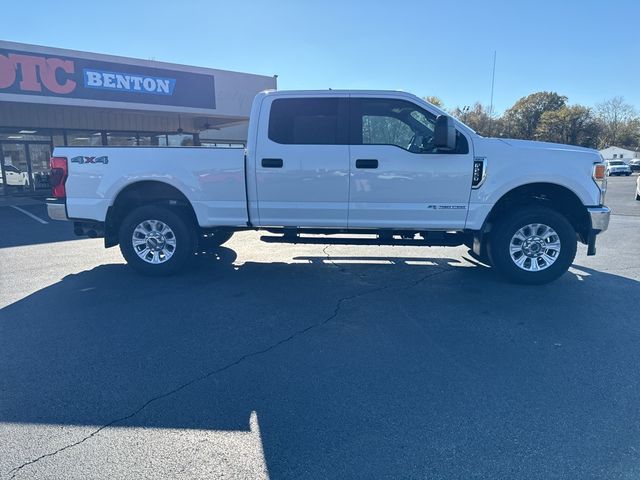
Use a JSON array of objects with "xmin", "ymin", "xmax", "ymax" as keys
[{"xmin": 260, "ymin": 233, "xmax": 465, "ymax": 247}]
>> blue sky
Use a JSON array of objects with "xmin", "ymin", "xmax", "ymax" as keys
[{"xmin": 3, "ymin": 0, "xmax": 639, "ymax": 113}]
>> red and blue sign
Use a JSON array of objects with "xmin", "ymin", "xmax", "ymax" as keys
[{"xmin": 0, "ymin": 47, "xmax": 215, "ymax": 109}]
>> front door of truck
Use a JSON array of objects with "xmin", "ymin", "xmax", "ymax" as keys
[
  {"xmin": 254, "ymin": 96, "xmax": 350, "ymax": 227},
  {"xmin": 348, "ymin": 96, "xmax": 474, "ymax": 229}
]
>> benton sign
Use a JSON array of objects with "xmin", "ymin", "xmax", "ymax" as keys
[{"xmin": 0, "ymin": 47, "xmax": 216, "ymax": 109}]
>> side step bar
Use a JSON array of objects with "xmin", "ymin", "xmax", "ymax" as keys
[{"xmin": 260, "ymin": 232, "xmax": 466, "ymax": 247}]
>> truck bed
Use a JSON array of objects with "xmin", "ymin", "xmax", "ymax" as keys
[{"xmin": 58, "ymin": 146, "xmax": 248, "ymax": 227}]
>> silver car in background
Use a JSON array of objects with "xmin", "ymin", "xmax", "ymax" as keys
[{"xmin": 605, "ymin": 160, "xmax": 632, "ymax": 176}]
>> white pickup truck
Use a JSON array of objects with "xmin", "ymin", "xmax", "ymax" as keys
[{"xmin": 47, "ymin": 90, "xmax": 610, "ymax": 284}]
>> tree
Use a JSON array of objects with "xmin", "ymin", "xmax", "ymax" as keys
[
  {"xmin": 449, "ymin": 103, "xmax": 493, "ymax": 136},
  {"xmin": 423, "ymin": 96, "xmax": 444, "ymax": 108},
  {"xmin": 596, "ymin": 97, "xmax": 637, "ymax": 147},
  {"xmin": 536, "ymin": 105, "xmax": 601, "ymax": 148},
  {"xmin": 502, "ymin": 92, "xmax": 567, "ymax": 139},
  {"xmin": 614, "ymin": 118, "xmax": 640, "ymax": 148}
]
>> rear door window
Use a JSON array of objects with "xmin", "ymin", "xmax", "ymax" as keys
[{"xmin": 268, "ymin": 98, "xmax": 348, "ymax": 145}]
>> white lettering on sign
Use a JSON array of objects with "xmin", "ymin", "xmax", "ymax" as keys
[
  {"xmin": 142, "ymin": 77, "xmax": 156, "ymax": 91},
  {"xmin": 83, "ymin": 69, "xmax": 176, "ymax": 96},
  {"xmin": 102, "ymin": 73, "xmax": 115, "ymax": 88},
  {"xmin": 85, "ymin": 71, "xmax": 102, "ymax": 87},
  {"xmin": 116, "ymin": 75, "xmax": 130, "ymax": 90},
  {"xmin": 156, "ymin": 79, "xmax": 170, "ymax": 94}
]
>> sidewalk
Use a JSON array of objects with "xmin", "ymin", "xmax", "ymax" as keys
[{"xmin": 0, "ymin": 195, "xmax": 47, "ymax": 207}]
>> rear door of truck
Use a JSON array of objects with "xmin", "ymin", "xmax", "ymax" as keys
[{"xmin": 253, "ymin": 94, "xmax": 350, "ymax": 228}]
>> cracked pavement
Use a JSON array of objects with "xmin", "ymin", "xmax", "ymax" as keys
[{"xmin": 1, "ymin": 176, "xmax": 640, "ymax": 479}]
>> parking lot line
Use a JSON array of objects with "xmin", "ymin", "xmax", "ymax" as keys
[{"xmin": 9, "ymin": 205, "xmax": 49, "ymax": 224}]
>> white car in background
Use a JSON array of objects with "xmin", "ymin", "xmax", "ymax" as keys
[
  {"xmin": 636, "ymin": 175, "xmax": 640, "ymax": 201},
  {"xmin": 605, "ymin": 160, "xmax": 632, "ymax": 176},
  {"xmin": 0, "ymin": 164, "xmax": 29, "ymax": 187}
]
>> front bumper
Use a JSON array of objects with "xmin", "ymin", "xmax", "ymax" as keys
[
  {"xmin": 46, "ymin": 198, "xmax": 68, "ymax": 221},
  {"xmin": 588, "ymin": 206, "xmax": 610, "ymax": 232},
  {"xmin": 585, "ymin": 206, "xmax": 610, "ymax": 256}
]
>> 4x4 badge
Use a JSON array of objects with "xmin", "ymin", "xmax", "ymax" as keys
[{"xmin": 70, "ymin": 156, "xmax": 109, "ymax": 165}]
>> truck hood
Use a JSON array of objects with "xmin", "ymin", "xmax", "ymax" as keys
[
  {"xmin": 495, "ymin": 138, "xmax": 597, "ymax": 154},
  {"xmin": 472, "ymin": 136, "xmax": 601, "ymax": 163}
]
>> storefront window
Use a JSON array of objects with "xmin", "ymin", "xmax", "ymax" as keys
[
  {"xmin": 0, "ymin": 144, "xmax": 29, "ymax": 195},
  {"xmin": 167, "ymin": 133, "xmax": 194, "ymax": 146},
  {"xmin": 67, "ymin": 131, "xmax": 103, "ymax": 146},
  {"xmin": 28, "ymin": 144, "xmax": 52, "ymax": 191},
  {"xmin": 0, "ymin": 130, "xmax": 52, "ymax": 142},
  {"xmin": 106, "ymin": 132, "xmax": 137, "ymax": 146}
]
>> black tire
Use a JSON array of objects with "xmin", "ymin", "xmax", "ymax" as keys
[
  {"xmin": 119, "ymin": 205, "xmax": 196, "ymax": 276},
  {"xmin": 489, "ymin": 207, "xmax": 577, "ymax": 285},
  {"xmin": 636, "ymin": 192, "xmax": 640, "ymax": 201}
]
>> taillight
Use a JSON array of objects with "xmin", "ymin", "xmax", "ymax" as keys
[{"xmin": 50, "ymin": 157, "xmax": 68, "ymax": 198}]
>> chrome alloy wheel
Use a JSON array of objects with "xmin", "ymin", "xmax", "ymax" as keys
[
  {"xmin": 132, "ymin": 219, "xmax": 177, "ymax": 264},
  {"xmin": 509, "ymin": 223, "xmax": 561, "ymax": 272}
]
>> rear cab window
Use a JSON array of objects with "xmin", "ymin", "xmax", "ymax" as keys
[{"xmin": 268, "ymin": 97, "xmax": 348, "ymax": 145}]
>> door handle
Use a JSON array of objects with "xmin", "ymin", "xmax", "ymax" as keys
[
  {"xmin": 261, "ymin": 158, "xmax": 283, "ymax": 168},
  {"xmin": 356, "ymin": 159, "xmax": 378, "ymax": 169}
]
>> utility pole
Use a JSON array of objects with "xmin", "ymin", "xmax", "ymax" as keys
[{"xmin": 488, "ymin": 51, "xmax": 497, "ymax": 136}]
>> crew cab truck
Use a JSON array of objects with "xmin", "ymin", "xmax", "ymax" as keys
[{"xmin": 47, "ymin": 90, "xmax": 611, "ymax": 284}]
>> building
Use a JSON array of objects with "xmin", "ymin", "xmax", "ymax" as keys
[
  {"xmin": 599, "ymin": 146, "xmax": 640, "ymax": 163},
  {"xmin": 0, "ymin": 41, "xmax": 277, "ymax": 196}
]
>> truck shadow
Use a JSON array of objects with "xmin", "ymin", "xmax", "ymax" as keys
[{"xmin": 1, "ymin": 249, "xmax": 639, "ymax": 478}]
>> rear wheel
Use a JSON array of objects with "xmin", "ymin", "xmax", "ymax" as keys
[
  {"xmin": 119, "ymin": 205, "xmax": 196, "ymax": 276},
  {"xmin": 489, "ymin": 207, "xmax": 576, "ymax": 284}
]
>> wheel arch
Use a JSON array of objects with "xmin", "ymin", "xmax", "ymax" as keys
[
  {"xmin": 105, "ymin": 180, "xmax": 198, "ymax": 248},
  {"xmin": 481, "ymin": 182, "xmax": 591, "ymax": 242}
]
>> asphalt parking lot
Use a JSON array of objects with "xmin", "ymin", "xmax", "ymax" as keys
[{"xmin": 1, "ymin": 176, "xmax": 639, "ymax": 480}]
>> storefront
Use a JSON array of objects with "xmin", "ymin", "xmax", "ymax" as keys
[{"xmin": 0, "ymin": 41, "xmax": 277, "ymax": 196}]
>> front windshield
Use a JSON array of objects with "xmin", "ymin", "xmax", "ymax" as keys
[{"xmin": 609, "ymin": 161, "xmax": 625, "ymax": 165}]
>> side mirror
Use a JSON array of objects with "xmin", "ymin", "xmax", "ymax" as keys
[{"xmin": 434, "ymin": 115, "xmax": 456, "ymax": 151}]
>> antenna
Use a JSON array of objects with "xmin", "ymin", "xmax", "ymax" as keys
[{"xmin": 488, "ymin": 50, "xmax": 497, "ymax": 136}]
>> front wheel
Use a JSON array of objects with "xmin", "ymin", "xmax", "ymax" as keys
[
  {"xmin": 489, "ymin": 207, "xmax": 577, "ymax": 285},
  {"xmin": 119, "ymin": 205, "xmax": 196, "ymax": 276}
]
